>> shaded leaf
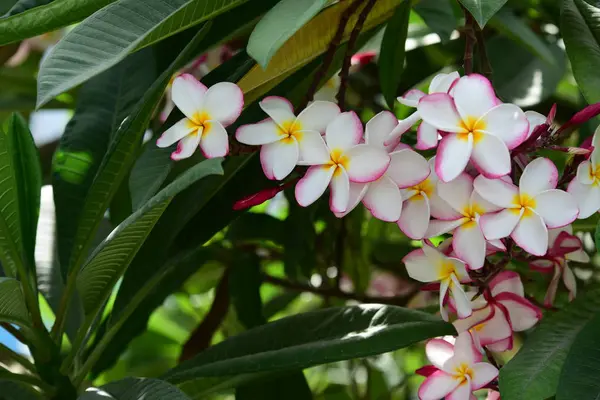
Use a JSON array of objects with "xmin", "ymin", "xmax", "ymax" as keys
[
  {"xmin": 80, "ymin": 377, "xmax": 190, "ymax": 400},
  {"xmin": 458, "ymin": 0, "xmax": 507, "ymax": 27},
  {"xmin": 4, "ymin": 0, "xmax": 53, "ymax": 17},
  {"xmin": 413, "ymin": 0, "xmax": 458, "ymax": 43},
  {"xmin": 0, "ymin": 379, "xmax": 42, "ymax": 400},
  {"xmin": 0, "ymin": 277, "xmax": 31, "ymax": 327}
]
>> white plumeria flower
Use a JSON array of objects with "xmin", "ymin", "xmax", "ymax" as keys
[
  {"xmin": 418, "ymin": 332, "xmax": 498, "ymax": 400},
  {"xmin": 568, "ymin": 126, "xmax": 600, "ymax": 218},
  {"xmin": 530, "ymin": 225, "xmax": 589, "ymax": 306},
  {"xmin": 453, "ymin": 271, "xmax": 542, "ymax": 352},
  {"xmin": 387, "ymin": 71, "xmax": 460, "ymax": 150},
  {"xmin": 475, "ymin": 157, "xmax": 579, "ymax": 256},
  {"xmin": 417, "ymin": 74, "xmax": 529, "ymax": 182},
  {"xmin": 156, "ymin": 74, "xmax": 243, "ymax": 160},
  {"xmin": 294, "ymin": 111, "xmax": 390, "ymax": 213},
  {"xmin": 335, "ymin": 111, "xmax": 431, "ymax": 221},
  {"xmin": 236, "ymin": 97, "xmax": 340, "ymax": 180},
  {"xmin": 403, "ymin": 242, "xmax": 472, "ymax": 320},
  {"xmin": 524, "ymin": 110, "xmax": 547, "ymax": 140},
  {"xmin": 425, "ymin": 173, "xmax": 504, "ymax": 270},
  {"xmin": 397, "ymin": 157, "xmax": 457, "ymax": 240}
]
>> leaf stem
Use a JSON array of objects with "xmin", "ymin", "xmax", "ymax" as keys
[
  {"xmin": 474, "ymin": 27, "xmax": 493, "ymax": 81},
  {"xmin": 462, "ymin": 7, "xmax": 475, "ymax": 75},
  {"xmin": 0, "ymin": 368, "xmax": 55, "ymax": 395},
  {"xmin": 0, "ymin": 342, "xmax": 36, "ymax": 373}
]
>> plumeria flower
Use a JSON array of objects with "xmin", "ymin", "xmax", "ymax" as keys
[
  {"xmin": 236, "ymin": 97, "xmax": 340, "ymax": 180},
  {"xmin": 387, "ymin": 71, "xmax": 460, "ymax": 150},
  {"xmin": 403, "ymin": 242, "xmax": 472, "ymax": 320},
  {"xmin": 156, "ymin": 74, "xmax": 243, "ymax": 160},
  {"xmin": 294, "ymin": 111, "xmax": 390, "ymax": 213},
  {"xmin": 474, "ymin": 157, "xmax": 579, "ymax": 256},
  {"xmin": 530, "ymin": 225, "xmax": 589, "ymax": 306},
  {"xmin": 335, "ymin": 111, "xmax": 431, "ymax": 221},
  {"xmin": 425, "ymin": 173, "xmax": 505, "ymax": 269},
  {"xmin": 568, "ymin": 126, "xmax": 600, "ymax": 218},
  {"xmin": 417, "ymin": 74, "xmax": 529, "ymax": 182},
  {"xmin": 417, "ymin": 332, "xmax": 498, "ymax": 400}
]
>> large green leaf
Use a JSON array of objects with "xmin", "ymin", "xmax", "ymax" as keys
[
  {"xmin": 4, "ymin": 0, "xmax": 53, "ymax": 17},
  {"xmin": 80, "ymin": 377, "xmax": 191, "ymax": 400},
  {"xmin": 413, "ymin": 0, "xmax": 458, "ymax": 43},
  {"xmin": 37, "ymin": 0, "xmax": 249, "ymax": 106},
  {"xmin": 499, "ymin": 287, "xmax": 600, "ymax": 400},
  {"xmin": 0, "ymin": 380, "xmax": 42, "ymax": 400},
  {"xmin": 556, "ymin": 312, "xmax": 600, "ymax": 399},
  {"xmin": 0, "ymin": 277, "xmax": 31, "ymax": 327},
  {"xmin": 165, "ymin": 305, "xmax": 454, "ymax": 396},
  {"xmin": 247, "ymin": 0, "xmax": 329, "ymax": 69},
  {"xmin": 562, "ymin": 0, "xmax": 600, "ymax": 104},
  {"xmin": 0, "ymin": 0, "xmax": 115, "ymax": 45},
  {"xmin": 458, "ymin": 0, "xmax": 507, "ymax": 27},
  {"xmin": 379, "ymin": 0, "xmax": 411, "ymax": 108}
]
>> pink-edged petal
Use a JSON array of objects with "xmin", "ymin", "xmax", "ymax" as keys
[
  {"xmin": 477, "ymin": 104, "xmax": 529, "ymax": 149},
  {"xmin": 489, "ymin": 270, "xmax": 524, "ymax": 297},
  {"xmin": 480, "ymin": 209, "xmax": 522, "ymax": 240},
  {"xmin": 416, "ymin": 122, "xmax": 440, "ymax": 150},
  {"xmin": 473, "ymin": 175, "xmax": 518, "ymax": 208},
  {"xmin": 202, "ymin": 82, "xmax": 244, "ymax": 127},
  {"xmin": 486, "ymin": 337, "xmax": 513, "ymax": 352},
  {"xmin": 453, "ymin": 74, "xmax": 498, "ymax": 121},
  {"xmin": 171, "ymin": 132, "xmax": 200, "ymax": 161},
  {"xmin": 171, "ymin": 74, "xmax": 207, "ymax": 120},
  {"xmin": 235, "ymin": 119, "xmax": 282, "ymax": 145},
  {"xmin": 335, "ymin": 182, "xmax": 369, "ymax": 218},
  {"xmin": 567, "ymin": 179, "xmax": 600, "ymax": 219},
  {"xmin": 296, "ymin": 101, "xmax": 340, "ymax": 133},
  {"xmin": 418, "ymin": 93, "xmax": 464, "ymax": 133},
  {"xmin": 259, "ymin": 96, "xmax": 295, "ymax": 126},
  {"xmin": 435, "ymin": 133, "xmax": 473, "ymax": 182},
  {"xmin": 487, "ymin": 239, "xmax": 506, "ymax": 254},
  {"xmin": 429, "ymin": 71, "xmax": 460, "ymax": 93},
  {"xmin": 403, "ymin": 248, "xmax": 437, "ymax": 282},
  {"xmin": 325, "ymin": 111, "xmax": 363, "ymax": 152},
  {"xmin": 474, "ymin": 306, "xmax": 512, "ymax": 346},
  {"xmin": 260, "ymin": 139, "xmax": 299, "ymax": 180},
  {"xmin": 511, "ymin": 211, "xmax": 548, "ymax": 256},
  {"xmin": 156, "ymin": 118, "xmax": 195, "ymax": 148},
  {"xmin": 495, "ymin": 292, "xmax": 542, "ymax": 331},
  {"xmin": 470, "ymin": 133, "xmax": 511, "ymax": 179},
  {"xmin": 344, "ymin": 144, "xmax": 390, "ymax": 183},
  {"xmin": 437, "ymin": 173, "xmax": 474, "ymax": 214},
  {"xmin": 450, "ymin": 274, "xmax": 472, "ymax": 319},
  {"xmin": 397, "ymin": 89, "xmax": 425, "ymax": 107},
  {"xmin": 525, "ymin": 110, "xmax": 546, "ymax": 139},
  {"xmin": 446, "ymin": 380, "xmax": 471, "ymax": 400},
  {"xmin": 520, "ymin": 157, "xmax": 559, "ymax": 196},
  {"xmin": 398, "ymin": 194, "xmax": 430, "ymax": 239},
  {"xmin": 416, "ymin": 365, "xmax": 440, "ymax": 378},
  {"xmin": 453, "ymin": 305, "xmax": 494, "ymax": 334},
  {"xmin": 363, "ymin": 176, "xmax": 403, "ymax": 221},
  {"xmin": 453, "ymin": 223, "xmax": 486, "ymax": 270},
  {"xmin": 533, "ymin": 189, "xmax": 579, "ymax": 228},
  {"xmin": 471, "ymin": 363, "xmax": 499, "ymax": 390},
  {"xmin": 530, "ymin": 259, "xmax": 556, "ymax": 272},
  {"xmin": 386, "ymin": 149, "xmax": 430, "ymax": 188},
  {"xmin": 563, "ymin": 265, "xmax": 577, "ymax": 300},
  {"xmin": 200, "ymin": 121, "xmax": 229, "ymax": 158},
  {"xmin": 449, "ymin": 331, "xmax": 479, "ymax": 365},
  {"xmin": 425, "ymin": 218, "xmax": 468, "ymax": 238},
  {"xmin": 470, "ymin": 190, "xmax": 501, "ymax": 214},
  {"xmin": 576, "ymin": 160, "xmax": 594, "ymax": 185},
  {"xmin": 330, "ymin": 168, "xmax": 350, "ymax": 213},
  {"xmin": 365, "ymin": 110, "xmax": 398, "ymax": 147},
  {"xmin": 426, "ymin": 339, "xmax": 455, "ymax": 369},
  {"xmin": 295, "ymin": 165, "xmax": 335, "ymax": 207},
  {"xmin": 384, "ymin": 111, "xmax": 421, "ymax": 147},
  {"xmin": 440, "ymin": 278, "xmax": 450, "ymax": 321},
  {"xmin": 544, "ymin": 266, "xmax": 561, "ymax": 307},
  {"xmin": 418, "ymin": 371, "xmax": 460, "ymax": 400},
  {"xmin": 296, "ymin": 130, "xmax": 330, "ymax": 164}
]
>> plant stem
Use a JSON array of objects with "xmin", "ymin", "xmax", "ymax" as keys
[
  {"xmin": 462, "ymin": 8, "xmax": 475, "ymax": 75},
  {"xmin": 0, "ymin": 368, "xmax": 55, "ymax": 395},
  {"xmin": 50, "ymin": 270, "xmax": 76, "ymax": 342},
  {"xmin": 0, "ymin": 342, "xmax": 36, "ymax": 373},
  {"xmin": 474, "ymin": 27, "xmax": 493, "ymax": 80}
]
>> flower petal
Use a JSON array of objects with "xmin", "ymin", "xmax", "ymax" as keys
[
  {"xmin": 576, "ymin": 160, "xmax": 594, "ymax": 185},
  {"xmin": 295, "ymin": 165, "xmax": 335, "ymax": 207},
  {"xmin": 334, "ymin": 182, "xmax": 369, "ymax": 218},
  {"xmin": 260, "ymin": 138, "xmax": 299, "ymax": 180},
  {"xmin": 363, "ymin": 176, "xmax": 403, "ymax": 221},
  {"xmin": 435, "ymin": 133, "xmax": 473, "ymax": 182},
  {"xmin": 453, "ymin": 223, "xmax": 486, "ymax": 270},
  {"xmin": 471, "ymin": 363, "xmax": 499, "ymax": 390},
  {"xmin": 296, "ymin": 100, "xmax": 340, "ymax": 133},
  {"xmin": 416, "ymin": 122, "xmax": 440, "ymax": 150},
  {"xmin": 511, "ymin": 211, "xmax": 548, "ymax": 256},
  {"xmin": 403, "ymin": 248, "xmax": 438, "ymax": 282},
  {"xmin": 429, "ymin": 71, "xmax": 460, "ymax": 93},
  {"xmin": 171, "ymin": 74, "xmax": 207, "ymax": 120},
  {"xmin": 534, "ymin": 189, "xmax": 579, "ymax": 228},
  {"xmin": 495, "ymin": 293, "xmax": 542, "ymax": 331},
  {"xmin": 330, "ymin": 168, "xmax": 350, "ymax": 213},
  {"xmin": 567, "ymin": 178, "xmax": 600, "ymax": 219},
  {"xmin": 426, "ymin": 339, "xmax": 455, "ymax": 369},
  {"xmin": 386, "ymin": 149, "xmax": 431, "ymax": 188},
  {"xmin": 480, "ymin": 209, "xmax": 522, "ymax": 240},
  {"xmin": 563, "ymin": 265, "xmax": 577, "ymax": 300},
  {"xmin": 425, "ymin": 218, "xmax": 468, "ymax": 237},
  {"xmin": 525, "ymin": 110, "xmax": 547, "ymax": 139},
  {"xmin": 296, "ymin": 130, "xmax": 330, "ymax": 164},
  {"xmin": 398, "ymin": 194, "xmax": 430, "ymax": 239},
  {"xmin": 437, "ymin": 173, "xmax": 474, "ymax": 214},
  {"xmin": 325, "ymin": 111, "xmax": 363, "ymax": 152},
  {"xmin": 520, "ymin": 157, "xmax": 559, "ymax": 196},
  {"xmin": 446, "ymin": 380, "xmax": 471, "ymax": 400},
  {"xmin": 473, "ymin": 175, "xmax": 519, "ymax": 208},
  {"xmin": 489, "ymin": 270, "xmax": 524, "ymax": 297},
  {"xmin": 450, "ymin": 275, "xmax": 472, "ymax": 319},
  {"xmin": 470, "ymin": 133, "xmax": 511, "ymax": 178},
  {"xmin": 397, "ymin": 89, "xmax": 425, "ymax": 107},
  {"xmin": 365, "ymin": 110, "xmax": 398, "ymax": 147},
  {"xmin": 157, "ymin": 118, "xmax": 195, "ymax": 148},
  {"xmin": 473, "ymin": 306, "xmax": 513, "ymax": 347},
  {"xmin": 384, "ymin": 111, "xmax": 421, "ymax": 147},
  {"xmin": 477, "ymin": 103, "xmax": 529, "ymax": 149},
  {"xmin": 418, "ymin": 371, "xmax": 460, "ymax": 400},
  {"xmin": 202, "ymin": 82, "xmax": 244, "ymax": 127},
  {"xmin": 453, "ymin": 74, "xmax": 498, "ymax": 121},
  {"xmin": 418, "ymin": 93, "xmax": 464, "ymax": 133},
  {"xmin": 259, "ymin": 96, "xmax": 295, "ymax": 126},
  {"xmin": 453, "ymin": 305, "xmax": 494, "ymax": 334},
  {"xmin": 200, "ymin": 121, "xmax": 229, "ymax": 158},
  {"xmin": 486, "ymin": 337, "xmax": 512, "ymax": 352},
  {"xmin": 171, "ymin": 132, "xmax": 200, "ymax": 161},
  {"xmin": 235, "ymin": 119, "xmax": 282, "ymax": 145},
  {"xmin": 450, "ymin": 331, "xmax": 479, "ymax": 365},
  {"xmin": 344, "ymin": 144, "xmax": 390, "ymax": 183}
]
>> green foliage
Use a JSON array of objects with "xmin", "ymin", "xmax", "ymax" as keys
[
  {"xmin": 458, "ymin": 0, "xmax": 507, "ymax": 27},
  {"xmin": 81, "ymin": 377, "xmax": 191, "ymax": 399},
  {"xmin": 0, "ymin": 277, "xmax": 32, "ymax": 327}
]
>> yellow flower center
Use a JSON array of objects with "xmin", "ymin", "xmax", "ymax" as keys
[
  {"xmin": 457, "ymin": 116, "xmax": 486, "ymax": 143},
  {"xmin": 510, "ymin": 193, "xmax": 536, "ymax": 218},
  {"xmin": 328, "ymin": 149, "xmax": 349, "ymax": 177},
  {"xmin": 588, "ymin": 163, "xmax": 600, "ymax": 184},
  {"xmin": 278, "ymin": 119, "xmax": 304, "ymax": 144},
  {"xmin": 438, "ymin": 260, "xmax": 458, "ymax": 281},
  {"xmin": 453, "ymin": 363, "xmax": 474, "ymax": 384},
  {"xmin": 461, "ymin": 203, "xmax": 484, "ymax": 228},
  {"xmin": 187, "ymin": 111, "xmax": 212, "ymax": 136},
  {"xmin": 409, "ymin": 178, "xmax": 434, "ymax": 198}
]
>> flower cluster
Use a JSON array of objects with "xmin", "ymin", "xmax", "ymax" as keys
[{"xmin": 159, "ymin": 70, "xmax": 599, "ymax": 400}]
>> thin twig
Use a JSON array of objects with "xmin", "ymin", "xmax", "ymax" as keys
[
  {"xmin": 462, "ymin": 9, "xmax": 476, "ymax": 75},
  {"xmin": 474, "ymin": 27, "xmax": 493, "ymax": 80},
  {"xmin": 337, "ymin": 0, "xmax": 376, "ymax": 109}
]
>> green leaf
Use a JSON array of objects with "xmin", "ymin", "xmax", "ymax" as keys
[
  {"xmin": 81, "ymin": 377, "xmax": 191, "ymax": 399},
  {"xmin": 458, "ymin": 0, "xmax": 507, "ymax": 27},
  {"xmin": 499, "ymin": 287, "xmax": 600, "ymax": 400},
  {"xmin": 379, "ymin": 0, "xmax": 411, "ymax": 108},
  {"xmin": 0, "ymin": 380, "xmax": 42, "ymax": 400},
  {"xmin": 4, "ymin": 0, "xmax": 53, "ymax": 17},
  {"xmin": 489, "ymin": 9, "xmax": 554, "ymax": 64},
  {"xmin": 36, "ymin": 0, "xmax": 248, "ymax": 106},
  {"xmin": 0, "ymin": 0, "xmax": 115, "ymax": 45},
  {"xmin": 562, "ymin": 0, "xmax": 600, "ymax": 104},
  {"xmin": 556, "ymin": 312, "xmax": 600, "ymax": 399},
  {"xmin": 0, "ymin": 277, "xmax": 32, "ymax": 327},
  {"xmin": 247, "ymin": 0, "xmax": 329, "ymax": 69},
  {"xmin": 413, "ymin": 0, "xmax": 458, "ymax": 42},
  {"xmin": 166, "ymin": 305, "xmax": 453, "ymax": 395}
]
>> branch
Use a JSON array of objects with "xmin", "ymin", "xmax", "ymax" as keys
[
  {"xmin": 462, "ymin": 8, "xmax": 476, "ymax": 75},
  {"xmin": 474, "ymin": 27, "xmax": 492, "ymax": 81}
]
